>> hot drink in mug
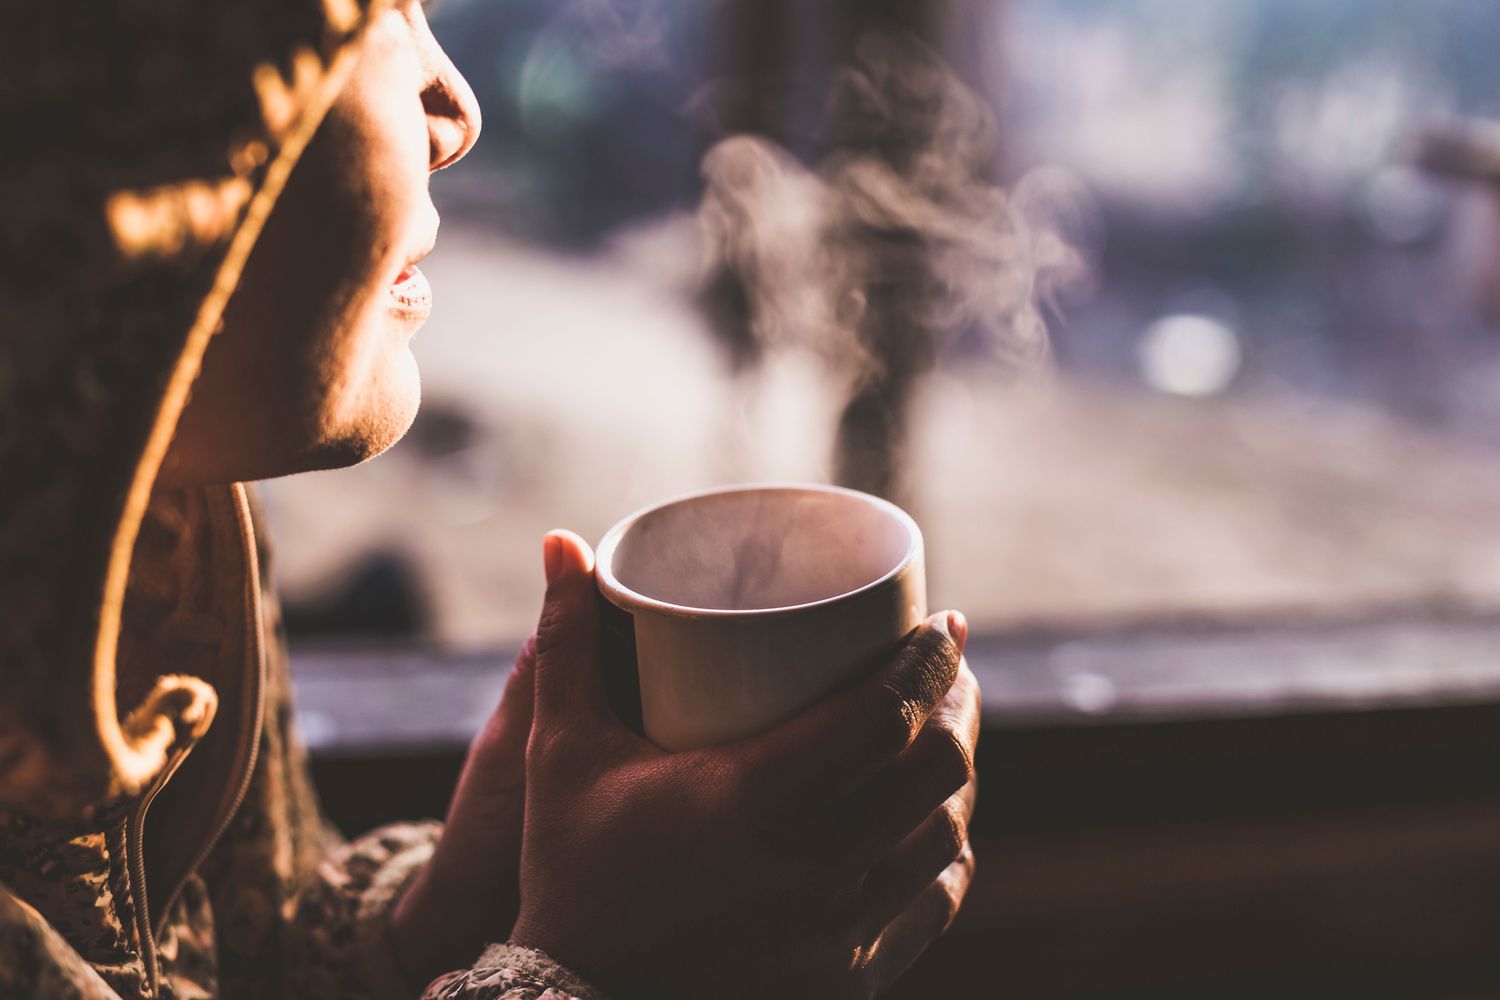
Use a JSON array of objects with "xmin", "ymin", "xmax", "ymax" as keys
[{"xmin": 594, "ymin": 483, "xmax": 927, "ymax": 750}]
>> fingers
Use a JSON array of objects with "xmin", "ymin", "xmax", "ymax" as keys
[
  {"xmin": 456, "ymin": 637, "xmax": 537, "ymax": 803},
  {"xmin": 736, "ymin": 612, "xmax": 966, "ymax": 807},
  {"xmin": 404, "ymin": 640, "xmax": 542, "ymax": 978},
  {"xmin": 530, "ymin": 530, "xmax": 612, "ymax": 724},
  {"xmin": 868, "ymin": 843, "xmax": 976, "ymax": 995},
  {"xmin": 832, "ymin": 664, "xmax": 980, "ymax": 867},
  {"xmin": 859, "ymin": 780, "xmax": 975, "ymax": 931},
  {"xmin": 485, "ymin": 636, "xmax": 538, "ymax": 754}
]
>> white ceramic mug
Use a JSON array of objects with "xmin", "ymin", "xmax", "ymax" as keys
[{"xmin": 594, "ymin": 483, "xmax": 927, "ymax": 751}]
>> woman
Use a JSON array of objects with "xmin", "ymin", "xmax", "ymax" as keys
[{"xmin": 0, "ymin": 1, "xmax": 980, "ymax": 997}]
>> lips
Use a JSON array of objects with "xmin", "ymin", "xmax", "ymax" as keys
[
  {"xmin": 390, "ymin": 227, "xmax": 436, "ymax": 319},
  {"xmin": 389, "ymin": 262, "xmax": 432, "ymax": 318}
]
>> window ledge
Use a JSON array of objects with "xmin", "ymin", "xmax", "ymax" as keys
[{"xmin": 291, "ymin": 608, "xmax": 1500, "ymax": 754}]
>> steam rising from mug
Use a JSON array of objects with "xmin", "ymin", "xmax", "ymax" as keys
[
  {"xmin": 596, "ymin": 484, "xmax": 926, "ymax": 750},
  {"xmin": 695, "ymin": 33, "xmax": 1097, "ymax": 377}
]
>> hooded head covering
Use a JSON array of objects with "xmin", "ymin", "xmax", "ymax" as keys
[{"xmin": 0, "ymin": 0, "xmax": 393, "ymax": 821}]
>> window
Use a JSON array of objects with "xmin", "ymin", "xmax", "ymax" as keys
[{"xmin": 267, "ymin": 0, "xmax": 1500, "ymax": 651}]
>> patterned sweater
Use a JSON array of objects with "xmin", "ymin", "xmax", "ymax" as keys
[{"xmin": 0, "ymin": 485, "xmax": 606, "ymax": 1000}]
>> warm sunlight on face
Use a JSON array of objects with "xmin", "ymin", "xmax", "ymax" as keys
[{"xmin": 162, "ymin": 0, "xmax": 480, "ymax": 486}]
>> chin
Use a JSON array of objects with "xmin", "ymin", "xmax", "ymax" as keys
[{"xmin": 304, "ymin": 349, "xmax": 423, "ymax": 472}]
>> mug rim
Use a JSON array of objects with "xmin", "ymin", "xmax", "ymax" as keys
[{"xmin": 595, "ymin": 482, "xmax": 923, "ymax": 620}]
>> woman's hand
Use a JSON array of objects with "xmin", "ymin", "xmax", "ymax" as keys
[
  {"xmin": 511, "ymin": 530, "xmax": 979, "ymax": 999},
  {"xmin": 389, "ymin": 634, "xmax": 539, "ymax": 986}
]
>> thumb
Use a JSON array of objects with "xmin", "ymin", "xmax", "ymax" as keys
[{"xmin": 531, "ymin": 529, "xmax": 610, "ymax": 722}]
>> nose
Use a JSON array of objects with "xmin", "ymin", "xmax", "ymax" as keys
[{"xmin": 420, "ymin": 33, "xmax": 482, "ymax": 170}]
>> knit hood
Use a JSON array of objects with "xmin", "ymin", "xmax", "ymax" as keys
[{"xmin": 0, "ymin": 0, "xmax": 393, "ymax": 821}]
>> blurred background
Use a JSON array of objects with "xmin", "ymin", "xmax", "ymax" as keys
[
  {"xmin": 269, "ymin": 0, "xmax": 1500, "ymax": 645},
  {"xmin": 280, "ymin": 1, "xmax": 1500, "ymax": 996}
]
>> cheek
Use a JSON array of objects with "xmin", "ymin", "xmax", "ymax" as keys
[
  {"xmin": 299, "ymin": 88, "xmax": 431, "ymax": 442},
  {"xmin": 180, "ymin": 24, "xmax": 434, "ymax": 479},
  {"xmin": 257, "ymin": 111, "xmax": 429, "ymax": 457}
]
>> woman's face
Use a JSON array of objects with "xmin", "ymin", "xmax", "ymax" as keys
[{"xmin": 161, "ymin": 0, "xmax": 480, "ymax": 485}]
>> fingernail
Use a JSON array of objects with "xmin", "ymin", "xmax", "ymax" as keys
[
  {"xmin": 543, "ymin": 533, "xmax": 563, "ymax": 585},
  {"xmin": 946, "ymin": 610, "xmax": 968, "ymax": 651}
]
